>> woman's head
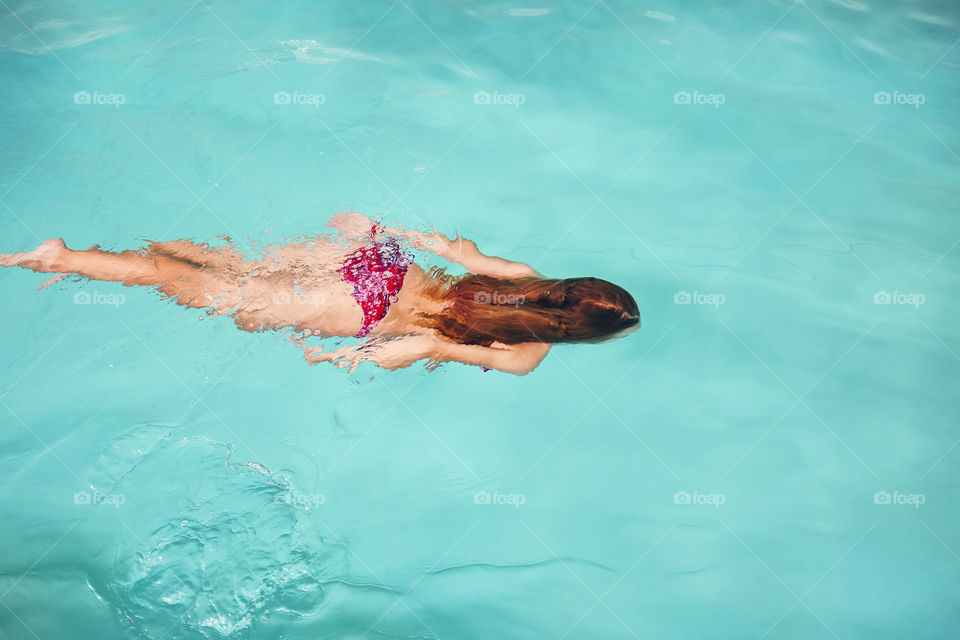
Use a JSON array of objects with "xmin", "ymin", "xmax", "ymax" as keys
[{"xmin": 419, "ymin": 274, "xmax": 640, "ymax": 345}]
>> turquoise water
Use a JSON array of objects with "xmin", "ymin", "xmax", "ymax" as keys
[{"xmin": 2, "ymin": 0, "xmax": 959, "ymax": 637}]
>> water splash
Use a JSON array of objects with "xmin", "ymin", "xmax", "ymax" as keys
[{"xmin": 87, "ymin": 425, "xmax": 346, "ymax": 639}]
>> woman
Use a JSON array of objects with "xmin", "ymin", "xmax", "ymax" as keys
[{"xmin": 0, "ymin": 213, "xmax": 640, "ymax": 375}]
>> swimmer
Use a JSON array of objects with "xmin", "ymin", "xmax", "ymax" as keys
[{"xmin": 0, "ymin": 212, "xmax": 640, "ymax": 375}]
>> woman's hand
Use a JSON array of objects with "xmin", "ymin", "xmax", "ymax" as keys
[
  {"xmin": 300, "ymin": 335, "xmax": 443, "ymax": 372},
  {"xmin": 386, "ymin": 224, "xmax": 538, "ymax": 279},
  {"xmin": 300, "ymin": 343, "xmax": 368, "ymax": 370},
  {"xmin": 369, "ymin": 335, "xmax": 441, "ymax": 370},
  {"xmin": 385, "ymin": 225, "xmax": 478, "ymax": 263},
  {"xmin": 326, "ymin": 212, "xmax": 377, "ymax": 238}
]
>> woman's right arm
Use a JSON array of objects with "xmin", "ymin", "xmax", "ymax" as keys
[
  {"xmin": 303, "ymin": 335, "xmax": 549, "ymax": 375},
  {"xmin": 432, "ymin": 339, "xmax": 550, "ymax": 375}
]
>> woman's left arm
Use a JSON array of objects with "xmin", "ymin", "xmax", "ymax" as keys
[{"xmin": 386, "ymin": 227, "xmax": 540, "ymax": 280}]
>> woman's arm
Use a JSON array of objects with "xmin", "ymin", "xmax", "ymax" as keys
[
  {"xmin": 433, "ymin": 339, "xmax": 550, "ymax": 375},
  {"xmin": 327, "ymin": 214, "xmax": 539, "ymax": 279},
  {"xmin": 302, "ymin": 335, "xmax": 550, "ymax": 375},
  {"xmin": 387, "ymin": 227, "xmax": 540, "ymax": 279}
]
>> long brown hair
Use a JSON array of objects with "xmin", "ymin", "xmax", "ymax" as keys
[{"xmin": 418, "ymin": 272, "xmax": 640, "ymax": 345}]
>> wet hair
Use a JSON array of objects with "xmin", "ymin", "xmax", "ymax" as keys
[{"xmin": 418, "ymin": 272, "xmax": 640, "ymax": 345}]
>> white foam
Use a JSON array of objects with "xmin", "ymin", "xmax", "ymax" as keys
[
  {"xmin": 777, "ymin": 32, "xmax": 807, "ymax": 44},
  {"xmin": 281, "ymin": 39, "xmax": 388, "ymax": 65},
  {"xmin": 0, "ymin": 25, "xmax": 131, "ymax": 54},
  {"xmin": 906, "ymin": 11, "xmax": 952, "ymax": 27},
  {"xmin": 854, "ymin": 35, "xmax": 887, "ymax": 55},
  {"xmin": 826, "ymin": 0, "xmax": 869, "ymax": 11},
  {"xmin": 645, "ymin": 10, "xmax": 676, "ymax": 22}
]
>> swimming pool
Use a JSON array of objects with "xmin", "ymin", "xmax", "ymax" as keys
[{"xmin": 1, "ymin": 0, "xmax": 959, "ymax": 637}]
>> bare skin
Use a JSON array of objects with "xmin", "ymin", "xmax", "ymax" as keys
[{"xmin": 0, "ymin": 213, "xmax": 551, "ymax": 375}]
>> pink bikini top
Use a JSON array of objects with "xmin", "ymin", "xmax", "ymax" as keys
[{"xmin": 338, "ymin": 223, "xmax": 414, "ymax": 337}]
